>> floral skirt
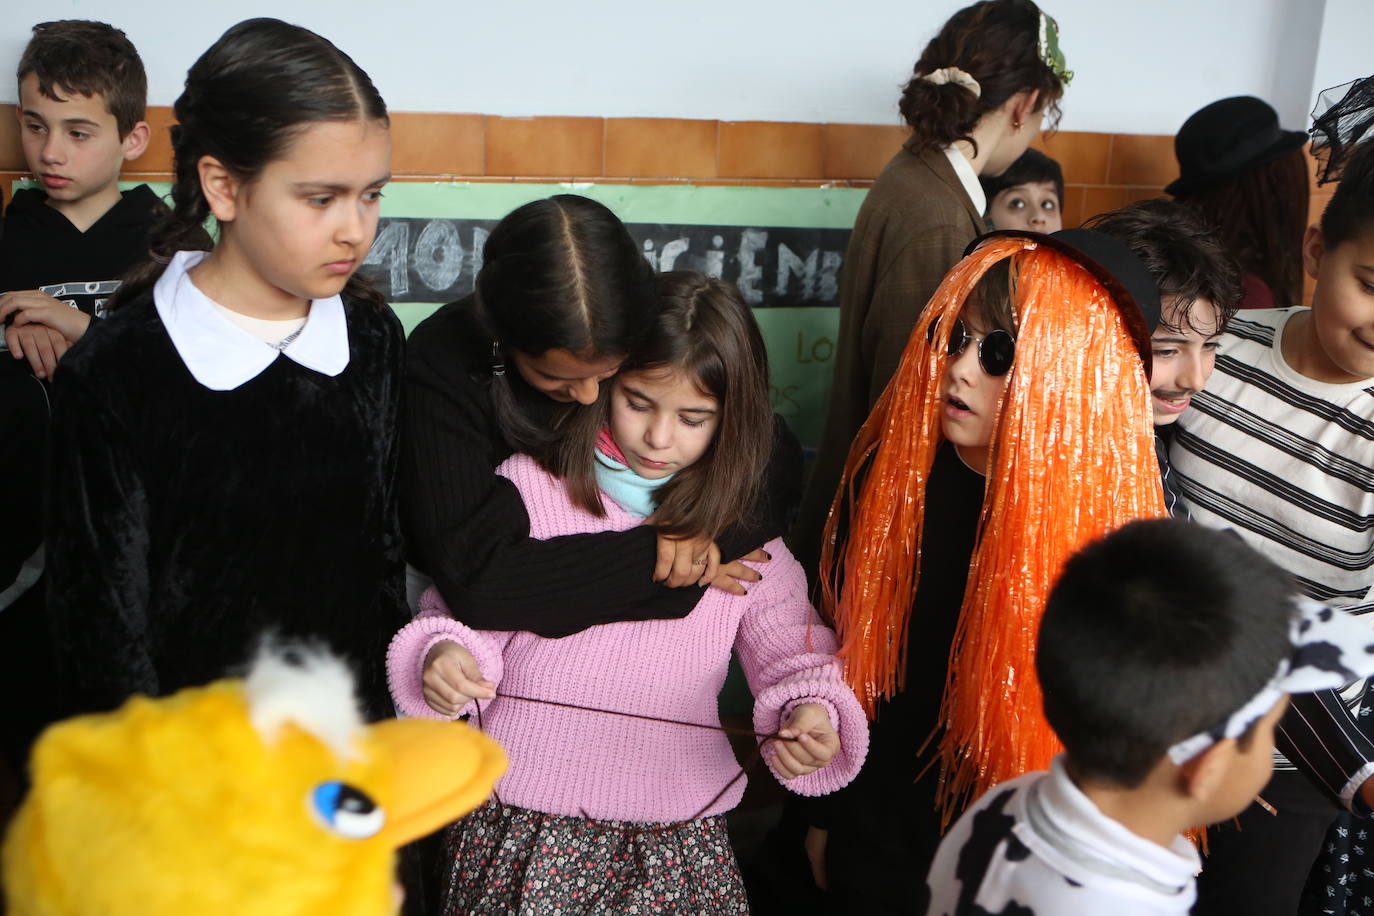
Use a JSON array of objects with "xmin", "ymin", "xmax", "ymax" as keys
[{"xmin": 440, "ymin": 799, "xmax": 749, "ymax": 915}]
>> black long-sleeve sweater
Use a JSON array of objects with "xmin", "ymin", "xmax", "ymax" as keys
[
  {"xmin": 399, "ymin": 296, "xmax": 803, "ymax": 638},
  {"xmin": 804, "ymin": 443, "xmax": 984, "ymax": 914},
  {"xmin": 45, "ymin": 288, "xmax": 408, "ymax": 719},
  {"xmin": 0, "ymin": 185, "xmax": 164, "ymax": 315}
]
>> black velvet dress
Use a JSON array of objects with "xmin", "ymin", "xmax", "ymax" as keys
[{"xmin": 44, "ymin": 286, "xmax": 408, "ymax": 720}]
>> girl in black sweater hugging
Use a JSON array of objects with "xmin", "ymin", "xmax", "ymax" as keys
[{"xmin": 401, "ymin": 195, "xmax": 801, "ymax": 638}]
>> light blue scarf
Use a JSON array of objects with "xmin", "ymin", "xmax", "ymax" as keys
[{"xmin": 594, "ymin": 447, "xmax": 672, "ymax": 518}]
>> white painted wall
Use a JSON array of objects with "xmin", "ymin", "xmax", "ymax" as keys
[
  {"xmin": 0, "ymin": 0, "xmax": 1363, "ymax": 135},
  {"xmin": 1310, "ymin": 0, "xmax": 1373, "ymax": 123}
]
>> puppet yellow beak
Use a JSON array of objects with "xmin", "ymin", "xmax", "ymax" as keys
[{"xmin": 365, "ymin": 716, "xmax": 506, "ymax": 847}]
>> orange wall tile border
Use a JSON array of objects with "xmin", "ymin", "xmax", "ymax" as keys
[
  {"xmin": 3, "ymin": 106, "xmax": 1174, "ymax": 186},
  {"xmin": 0, "ymin": 108, "xmax": 1327, "ymax": 304}
]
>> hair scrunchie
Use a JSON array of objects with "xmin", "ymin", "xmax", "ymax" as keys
[{"xmin": 921, "ymin": 67, "xmax": 981, "ymax": 98}]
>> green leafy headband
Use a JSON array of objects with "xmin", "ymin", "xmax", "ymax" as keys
[{"xmin": 1037, "ymin": 7, "xmax": 1073, "ymax": 86}]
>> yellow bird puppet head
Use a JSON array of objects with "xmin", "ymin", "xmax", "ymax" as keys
[{"xmin": 2, "ymin": 645, "xmax": 505, "ymax": 915}]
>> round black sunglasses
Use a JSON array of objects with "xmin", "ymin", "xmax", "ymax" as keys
[{"xmin": 928, "ymin": 317, "xmax": 1016, "ymax": 377}]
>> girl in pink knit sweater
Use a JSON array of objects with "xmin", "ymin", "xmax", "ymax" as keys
[{"xmin": 388, "ymin": 271, "xmax": 867, "ymax": 915}]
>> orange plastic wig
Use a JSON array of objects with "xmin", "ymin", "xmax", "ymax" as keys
[{"xmin": 819, "ymin": 234, "xmax": 1167, "ymax": 821}]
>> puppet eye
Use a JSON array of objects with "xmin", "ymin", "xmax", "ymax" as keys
[{"xmin": 311, "ymin": 781, "xmax": 385, "ymax": 839}]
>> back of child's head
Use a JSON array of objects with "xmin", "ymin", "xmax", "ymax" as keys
[
  {"xmin": 18, "ymin": 20, "xmax": 146, "ymax": 137},
  {"xmin": 111, "ymin": 18, "xmax": 387, "ymax": 310},
  {"xmin": 1084, "ymin": 198, "xmax": 1241, "ymax": 334},
  {"xmin": 1038, "ymin": 518, "xmax": 1296, "ymax": 789},
  {"xmin": 979, "ymin": 148, "xmax": 1064, "ymax": 210},
  {"xmin": 1320, "ymin": 141, "xmax": 1374, "ymax": 250},
  {"xmin": 900, "ymin": 0, "xmax": 1065, "ymax": 155},
  {"xmin": 550, "ymin": 271, "xmax": 772, "ymax": 540},
  {"xmin": 477, "ymin": 194, "xmax": 658, "ymax": 453}
]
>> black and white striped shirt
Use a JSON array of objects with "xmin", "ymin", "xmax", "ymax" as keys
[{"xmin": 1173, "ymin": 308, "xmax": 1374, "ymax": 806}]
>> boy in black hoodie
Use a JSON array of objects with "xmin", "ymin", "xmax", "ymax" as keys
[
  {"xmin": 1, "ymin": 20, "xmax": 160, "ymax": 379},
  {"xmin": 0, "ymin": 20, "xmax": 160, "ymax": 808}
]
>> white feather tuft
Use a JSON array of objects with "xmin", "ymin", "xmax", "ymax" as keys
[{"xmin": 244, "ymin": 641, "xmax": 365, "ymax": 760}]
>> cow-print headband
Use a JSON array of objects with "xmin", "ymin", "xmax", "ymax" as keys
[{"xmin": 1167, "ymin": 598, "xmax": 1374, "ymax": 765}]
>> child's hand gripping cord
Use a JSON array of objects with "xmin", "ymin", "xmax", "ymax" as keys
[
  {"xmin": 422, "ymin": 641, "xmax": 495, "ymax": 716},
  {"xmin": 769, "ymin": 702, "xmax": 840, "ymax": 779}
]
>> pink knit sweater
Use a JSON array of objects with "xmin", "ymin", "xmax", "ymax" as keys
[{"xmin": 387, "ymin": 454, "xmax": 868, "ymax": 823}]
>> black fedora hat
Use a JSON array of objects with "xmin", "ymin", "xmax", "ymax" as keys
[
  {"xmin": 1165, "ymin": 96, "xmax": 1308, "ymax": 197},
  {"xmin": 964, "ymin": 228, "xmax": 1161, "ymax": 375}
]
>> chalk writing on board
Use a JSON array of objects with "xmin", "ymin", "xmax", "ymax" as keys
[{"xmin": 359, "ymin": 217, "xmax": 851, "ymax": 308}]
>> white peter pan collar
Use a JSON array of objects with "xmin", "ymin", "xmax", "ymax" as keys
[
  {"xmin": 944, "ymin": 145, "xmax": 987, "ymax": 215},
  {"xmin": 1022, "ymin": 755, "xmax": 1200, "ymax": 898},
  {"xmin": 154, "ymin": 250, "xmax": 350, "ymax": 391}
]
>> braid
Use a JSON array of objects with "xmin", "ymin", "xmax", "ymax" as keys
[{"xmin": 108, "ymin": 120, "xmax": 214, "ymax": 311}]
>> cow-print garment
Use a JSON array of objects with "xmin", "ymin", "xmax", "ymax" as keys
[{"xmin": 926, "ymin": 756, "xmax": 1199, "ymax": 915}]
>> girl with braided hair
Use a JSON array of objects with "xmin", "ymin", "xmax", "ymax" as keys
[{"xmin": 45, "ymin": 18, "xmax": 406, "ymax": 721}]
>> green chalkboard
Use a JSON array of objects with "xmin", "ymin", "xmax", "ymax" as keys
[{"xmin": 365, "ymin": 182, "xmax": 866, "ymax": 451}]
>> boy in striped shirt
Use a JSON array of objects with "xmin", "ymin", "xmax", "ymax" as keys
[{"xmin": 1172, "ymin": 140, "xmax": 1374, "ymax": 915}]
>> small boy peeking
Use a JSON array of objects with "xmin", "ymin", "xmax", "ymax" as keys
[
  {"xmin": 925, "ymin": 518, "xmax": 1374, "ymax": 915},
  {"xmin": 979, "ymin": 148, "xmax": 1063, "ymax": 233},
  {"xmin": 0, "ymin": 20, "xmax": 160, "ymax": 380}
]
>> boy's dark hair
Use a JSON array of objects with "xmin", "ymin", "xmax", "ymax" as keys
[
  {"xmin": 478, "ymin": 195, "xmax": 659, "ymax": 455},
  {"xmin": 18, "ymin": 20, "xmax": 147, "ymax": 137},
  {"xmin": 1038, "ymin": 519, "xmax": 1295, "ymax": 788},
  {"xmin": 979, "ymin": 148, "xmax": 1064, "ymax": 209},
  {"xmin": 547, "ymin": 272, "xmax": 772, "ymax": 542},
  {"xmin": 1173, "ymin": 149, "xmax": 1308, "ymax": 308},
  {"xmin": 1084, "ymin": 198, "xmax": 1242, "ymax": 337},
  {"xmin": 111, "ymin": 18, "xmax": 389, "ymax": 312},
  {"xmin": 900, "ymin": 0, "xmax": 1065, "ymax": 156},
  {"xmin": 1320, "ymin": 141, "xmax": 1374, "ymax": 250}
]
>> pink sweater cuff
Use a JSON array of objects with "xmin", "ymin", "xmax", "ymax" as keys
[
  {"xmin": 752, "ymin": 655, "xmax": 869, "ymax": 796},
  {"xmin": 385, "ymin": 588, "xmax": 504, "ymax": 719}
]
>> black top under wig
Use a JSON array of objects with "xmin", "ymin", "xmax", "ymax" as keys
[
  {"xmin": 111, "ymin": 18, "xmax": 390, "ymax": 309},
  {"xmin": 476, "ymin": 195, "xmax": 659, "ymax": 454}
]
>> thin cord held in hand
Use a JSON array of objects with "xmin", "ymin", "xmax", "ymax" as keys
[{"xmin": 471, "ymin": 688, "xmax": 797, "ymax": 836}]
